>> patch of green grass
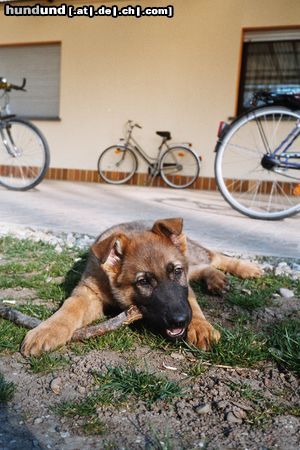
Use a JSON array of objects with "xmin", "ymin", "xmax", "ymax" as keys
[
  {"xmin": 28, "ymin": 353, "xmax": 69, "ymax": 374},
  {"xmin": 227, "ymin": 381, "xmax": 264, "ymax": 403},
  {"xmin": 0, "ymin": 236, "xmax": 83, "ymax": 303},
  {"xmin": 55, "ymin": 395, "xmax": 98, "ymax": 417},
  {"xmin": 82, "ymin": 418, "xmax": 106, "ymax": 435},
  {"xmin": 248, "ymin": 401, "xmax": 300, "ymax": 427},
  {"xmin": 0, "ymin": 305, "xmax": 53, "ymax": 355},
  {"xmin": 0, "ymin": 319, "xmax": 27, "ymax": 353},
  {"xmin": 225, "ymin": 274, "xmax": 299, "ymax": 310},
  {"xmin": 18, "ymin": 304, "xmax": 53, "ymax": 321},
  {"xmin": 56, "ymin": 364, "xmax": 183, "ymax": 422},
  {"xmin": 0, "ymin": 372, "xmax": 15, "ymax": 403},
  {"xmin": 94, "ymin": 365, "xmax": 183, "ymax": 406},
  {"xmin": 71, "ymin": 326, "xmax": 137, "ymax": 355},
  {"xmin": 185, "ymin": 324, "xmax": 268, "ymax": 368},
  {"xmin": 187, "ymin": 362, "xmax": 207, "ymax": 378},
  {"xmin": 268, "ymin": 319, "xmax": 300, "ymax": 374},
  {"xmin": 227, "ymin": 380, "xmax": 300, "ymax": 427}
]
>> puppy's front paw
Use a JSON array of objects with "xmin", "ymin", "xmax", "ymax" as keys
[
  {"xmin": 205, "ymin": 269, "xmax": 228, "ymax": 293},
  {"xmin": 187, "ymin": 318, "xmax": 220, "ymax": 350},
  {"xmin": 21, "ymin": 322, "xmax": 72, "ymax": 357},
  {"xmin": 236, "ymin": 261, "xmax": 263, "ymax": 279}
]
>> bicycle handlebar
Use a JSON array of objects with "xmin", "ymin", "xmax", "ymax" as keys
[
  {"xmin": 0, "ymin": 77, "xmax": 27, "ymax": 92},
  {"xmin": 127, "ymin": 120, "xmax": 142, "ymax": 129}
]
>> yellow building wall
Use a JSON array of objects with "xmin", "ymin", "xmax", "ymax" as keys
[{"xmin": 0, "ymin": 0, "xmax": 299, "ymax": 177}]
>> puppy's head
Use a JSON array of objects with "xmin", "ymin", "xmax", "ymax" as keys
[{"xmin": 92, "ymin": 218, "xmax": 192, "ymax": 340}]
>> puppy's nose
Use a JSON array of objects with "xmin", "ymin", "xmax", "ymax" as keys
[{"xmin": 171, "ymin": 314, "xmax": 188, "ymax": 328}]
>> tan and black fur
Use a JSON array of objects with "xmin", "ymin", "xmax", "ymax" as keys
[{"xmin": 21, "ymin": 218, "xmax": 262, "ymax": 356}]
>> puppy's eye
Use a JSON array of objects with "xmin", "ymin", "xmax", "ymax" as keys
[
  {"xmin": 137, "ymin": 277, "xmax": 149, "ymax": 286},
  {"xmin": 174, "ymin": 267, "xmax": 183, "ymax": 276}
]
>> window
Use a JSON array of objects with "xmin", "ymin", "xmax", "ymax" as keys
[
  {"xmin": 238, "ymin": 29, "xmax": 300, "ymax": 114},
  {"xmin": 0, "ymin": 42, "xmax": 61, "ymax": 119}
]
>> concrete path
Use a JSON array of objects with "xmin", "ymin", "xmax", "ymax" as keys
[{"xmin": 0, "ymin": 180, "xmax": 299, "ymax": 258}]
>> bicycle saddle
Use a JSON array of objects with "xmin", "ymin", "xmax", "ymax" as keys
[{"xmin": 156, "ymin": 131, "xmax": 171, "ymax": 140}]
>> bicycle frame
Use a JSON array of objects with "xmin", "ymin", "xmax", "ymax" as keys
[{"xmin": 123, "ymin": 128, "xmax": 169, "ymax": 168}]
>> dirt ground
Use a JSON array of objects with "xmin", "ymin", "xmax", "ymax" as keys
[{"xmin": 0, "ymin": 288, "xmax": 299, "ymax": 450}]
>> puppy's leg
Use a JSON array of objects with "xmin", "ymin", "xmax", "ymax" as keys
[
  {"xmin": 21, "ymin": 284, "xmax": 103, "ymax": 356},
  {"xmin": 189, "ymin": 264, "xmax": 227, "ymax": 293},
  {"xmin": 210, "ymin": 252, "xmax": 262, "ymax": 279},
  {"xmin": 187, "ymin": 288, "xmax": 220, "ymax": 350}
]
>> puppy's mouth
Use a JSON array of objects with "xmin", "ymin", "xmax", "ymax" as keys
[{"xmin": 165, "ymin": 327, "xmax": 186, "ymax": 338}]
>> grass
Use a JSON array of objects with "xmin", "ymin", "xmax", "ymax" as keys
[
  {"xmin": 227, "ymin": 379, "xmax": 300, "ymax": 426},
  {"xmin": 0, "ymin": 372, "xmax": 15, "ymax": 403},
  {"xmin": 185, "ymin": 323, "xmax": 269, "ymax": 368},
  {"xmin": 56, "ymin": 364, "xmax": 183, "ymax": 419},
  {"xmin": 94, "ymin": 365, "xmax": 183, "ymax": 405},
  {"xmin": 28, "ymin": 353, "xmax": 70, "ymax": 374},
  {"xmin": 55, "ymin": 364, "xmax": 183, "ymax": 434},
  {"xmin": 227, "ymin": 381, "xmax": 265, "ymax": 403},
  {"xmin": 225, "ymin": 274, "xmax": 300, "ymax": 310},
  {"xmin": 267, "ymin": 319, "xmax": 300, "ymax": 373}
]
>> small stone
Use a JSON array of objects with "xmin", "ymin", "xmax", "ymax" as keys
[
  {"xmin": 60, "ymin": 431, "xmax": 70, "ymax": 439},
  {"xmin": 170, "ymin": 352, "xmax": 185, "ymax": 360},
  {"xmin": 216, "ymin": 400, "xmax": 228, "ymax": 410},
  {"xmin": 241, "ymin": 288, "xmax": 251, "ymax": 295},
  {"xmin": 77, "ymin": 385, "xmax": 86, "ymax": 394},
  {"xmin": 195, "ymin": 403, "xmax": 211, "ymax": 415},
  {"xmin": 50, "ymin": 377, "xmax": 62, "ymax": 395},
  {"xmin": 230, "ymin": 400, "xmax": 253, "ymax": 411},
  {"xmin": 232, "ymin": 407, "xmax": 247, "ymax": 419},
  {"xmin": 278, "ymin": 288, "xmax": 294, "ymax": 298},
  {"xmin": 261, "ymin": 263, "xmax": 274, "ymax": 273},
  {"xmin": 226, "ymin": 411, "xmax": 242, "ymax": 424},
  {"xmin": 33, "ymin": 417, "xmax": 43, "ymax": 425}
]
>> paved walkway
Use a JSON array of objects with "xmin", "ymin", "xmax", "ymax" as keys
[{"xmin": 0, "ymin": 180, "xmax": 299, "ymax": 258}]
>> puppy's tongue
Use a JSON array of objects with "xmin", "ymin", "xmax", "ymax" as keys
[{"xmin": 166, "ymin": 327, "xmax": 185, "ymax": 337}]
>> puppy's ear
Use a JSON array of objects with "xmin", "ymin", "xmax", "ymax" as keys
[
  {"xmin": 91, "ymin": 233, "xmax": 129, "ymax": 271},
  {"xmin": 151, "ymin": 218, "xmax": 187, "ymax": 253}
]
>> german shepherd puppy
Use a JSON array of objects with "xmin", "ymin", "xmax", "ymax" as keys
[{"xmin": 21, "ymin": 218, "xmax": 262, "ymax": 356}]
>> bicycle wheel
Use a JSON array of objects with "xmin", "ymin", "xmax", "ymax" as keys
[
  {"xmin": 98, "ymin": 145, "xmax": 138, "ymax": 185},
  {"xmin": 0, "ymin": 117, "xmax": 50, "ymax": 191},
  {"xmin": 160, "ymin": 146, "xmax": 200, "ymax": 188},
  {"xmin": 215, "ymin": 106, "xmax": 300, "ymax": 220}
]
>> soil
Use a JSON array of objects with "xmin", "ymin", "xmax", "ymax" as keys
[{"xmin": 0, "ymin": 290, "xmax": 299, "ymax": 450}]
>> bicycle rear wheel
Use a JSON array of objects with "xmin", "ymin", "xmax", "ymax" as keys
[
  {"xmin": 97, "ymin": 145, "xmax": 137, "ymax": 185},
  {"xmin": 0, "ymin": 118, "xmax": 50, "ymax": 191},
  {"xmin": 160, "ymin": 146, "xmax": 200, "ymax": 188},
  {"xmin": 215, "ymin": 107, "xmax": 300, "ymax": 220}
]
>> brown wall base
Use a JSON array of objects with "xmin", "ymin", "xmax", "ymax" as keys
[{"xmin": 44, "ymin": 167, "xmax": 217, "ymax": 190}]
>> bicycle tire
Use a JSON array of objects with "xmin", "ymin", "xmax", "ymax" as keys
[
  {"xmin": 215, "ymin": 106, "xmax": 300, "ymax": 220},
  {"xmin": 97, "ymin": 145, "xmax": 138, "ymax": 185},
  {"xmin": 159, "ymin": 146, "xmax": 200, "ymax": 189},
  {"xmin": 0, "ymin": 117, "xmax": 50, "ymax": 191}
]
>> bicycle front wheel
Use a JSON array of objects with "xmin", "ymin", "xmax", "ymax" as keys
[
  {"xmin": 0, "ymin": 118, "xmax": 50, "ymax": 191},
  {"xmin": 160, "ymin": 146, "xmax": 200, "ymax": 188},
  {"xmin": 98, "ymin": 145, "xmax": 138, "ymax": 185},
  {"xmin": 215, "ymin": 107, "xmax": 300, "ymax": 220}
]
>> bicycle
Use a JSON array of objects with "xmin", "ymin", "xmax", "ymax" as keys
[
  {"xmin": 97, "ymin": 120, "xmax": 201, "ymax": 189},
  {"xmin": 214, "ymin": 91, "xmax": 300, "ymax": 220},
  {"xmin": 0, "ymin": 77, "xmax": 50, "ymax": 191}
]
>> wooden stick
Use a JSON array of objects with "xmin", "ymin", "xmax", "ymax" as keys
[
  {"xmin": 0, "ymin": 305, "xmax": 143, "ymax": 341},
  {"xmin": 0, "ymin": 306, "xmax": 42, "ymax": 329}
]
